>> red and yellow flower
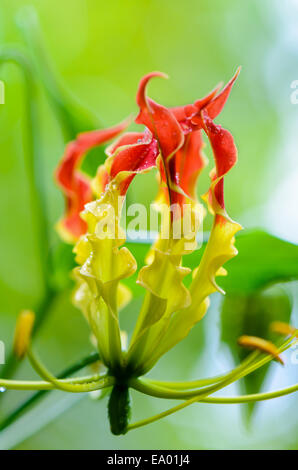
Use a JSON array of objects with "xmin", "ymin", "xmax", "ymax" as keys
[{"xmin": 55, "ymin": 69, "xmax": 241, "ymax": 374}]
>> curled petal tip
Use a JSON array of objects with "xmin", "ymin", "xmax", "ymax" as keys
[
  {"xmin": 229, "ymin": 66, "xmax": 241, "ymax": 83},
  {"xmin": 213, "ymin": 81, "xmax": 224, "ymax": 95},
  {"xmin": 227, "ymin": 66, "xmax": 241, "ymax": 87},
  {"xmin": 139, "ymin": 71, "xmax": 168, "ymax": 87},
  {"xmin": 125, "ymin": 113, "xmax": 136, "ymax": 124},
  {"xmin": 148, "ymin": 71, "xmax": 168, "ymax": 80},
  {"xmin": 194, "ymin": 82, "xmax": 223, "ymax": 109},
  {"xmin": 137, "ymin": 71, "xmax": 168, "ymax": 107},
  {"xmin": 230, "ymin": 66, "xmax": 241, "ymax": 85},
  {"xmin": 117, "ymin": 114, "xmax": 135, "ymax": 130},
  {"xmin": 161, "ymin": 72, "xmax": 169, "ymax": 80}
]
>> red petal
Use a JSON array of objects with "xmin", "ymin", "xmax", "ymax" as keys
[
  {"xmin": 62, "ymin": 173, "xmax": 92, "ymax": 240},
  {"xmin": 194, "ymin": 83, "xmax": 223, "ymax": 111},
  {"xmin": 176, "ymin": 69, "xmax": 240, "ymax": 129},
  {"xmin": 109, "ymin": 130, "xmax": 159, "ymax": 195},
  {"xmin": 55, "ymin": 142, "xmax": 81, "ymax": 194},
  {"xmin": 55, "ymin": 120, "xmax": 129, "ymax": 241},
  {"xmin": 168, "ymin": 131, "xmax": 206, "ymax": 208},
  {"xmin": 171, "ymin": 83, "xmax": 222, "ymax": 123},
  {"xmin": 107, "ymin": 132, "xmax": 146, "ymax": 156},
  {"xmin": 135, "ymin": 72, "xmax": 184, "ymax": 161},
  {"xmin": 76, "ymin": 118, "xmax": 131, "ymax": 153},
  {"xmin": 202, "ymin": 113, "xmax": 237, "ymax": 211},
  {"xmin": 56, "ymin": 119, "xmax": 130, "ymax": 194},
  {"xmin": 171, "ymin": 104, "xmax": 197, "ymax": 123},
  {"xmin": 203, "ymin": 67, "xmax": 240, "ymax": 120},
  {"xmin": 176, "ymin": 130, "xmax": 205, "ymax": 198}
]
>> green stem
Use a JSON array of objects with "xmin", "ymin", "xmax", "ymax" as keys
[
  {"xmin": 0, "ymin": 47, "xmax": 55, "ymax": 384},
  {"xmin": 128, "ymin": 383, "xmax": 298, "ymax": 432},
  {"xmin": 27, "ymin": 347, "xmax": 114, "ymax": 393},
  {"xmin": 0, "ymin": 47, "xmax": 50, "ymax": 288},
  {"xmin": 0, "ymin": 374, "xmax": 104, "ymax": 391},
  {"xmin": 127, "ymin": 336, "xmax": 295, "ymax": 430},
  {"xmin": 16, "ymin": 6, "xmax": 98, "ymax": 138},
  {"xmin": 197, "ymin": 384, "xmax": 298, "ymax": 404},
  {"xmin": 0, "ymin": 352, "xmax": 100, "ymax": 431},
  {"xmin": 130, "ymin": 351, "xmax": 259, "ymax": 399},
  {"xmin": 143, "ymin": 351, "xmax": 260, "ymax": 390}
]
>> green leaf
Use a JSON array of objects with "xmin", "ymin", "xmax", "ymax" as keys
[
  {"xmin": 219, "ymin": 230, "xmax": 298, "ymax": 294},
  {"xmin": 185, "ymin": 230, "xmax": 298, "ymax": 294},
  {"xmin": 126, "ymin": 230, "xmax": 298, "ymax": 296},
  {"xmin": 80, "ymin": 146, "xmax": 107, "ymax": 178},
  {"xmin": 221, "ymin": 285, "xmax": 292, "ymax": 421}
]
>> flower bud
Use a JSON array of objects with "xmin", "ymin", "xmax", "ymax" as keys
[{"xmin": 13, "ymin": 310, "xmax": 35, "ymax": 359}]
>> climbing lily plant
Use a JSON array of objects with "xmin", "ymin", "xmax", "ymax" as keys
[{"xmin": 1, "ymin": 37, "xmax": 297, "ymax": 436}]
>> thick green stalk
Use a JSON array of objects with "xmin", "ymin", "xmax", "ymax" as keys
[{"xmin": 108, "ymin": 384, "xmax": 131, "ymax": 435}]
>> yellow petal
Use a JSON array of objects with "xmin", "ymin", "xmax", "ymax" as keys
[
  {"xmin": 72, "ymin": 181, "xmax": 136, "ymax": 367},
  {"xmin": 138, "ymin": 250, "xmax": 191, "ymax": 313},
  {"xmin": 141, "ymin": 215, "xmax": 241, "ymax": 370}
]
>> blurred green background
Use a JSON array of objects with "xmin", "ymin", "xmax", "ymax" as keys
[{"xmin": 0, "ymin": 0, "xmax": 298, "ymax": 450}]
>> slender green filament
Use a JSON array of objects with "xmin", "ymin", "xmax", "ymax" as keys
[
  {"xmin": 0, "ymin": 334, "xmax": 296, "ymax": 434},
  {"xmin": 127, "ymin": 335, "xmax": 297, "ymax": 431},
  {"xmin": 27, "ymin": 347, "xmax": 115, "ymax": 393}
]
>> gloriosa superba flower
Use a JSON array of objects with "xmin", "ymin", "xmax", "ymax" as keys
[
  {"xmin": 6, "ymin": 70, "xmax": 298, "ymax": 435},
  {"xmin": 57, "ymin": 70, "xmax": 242, "ymax": 378}
]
